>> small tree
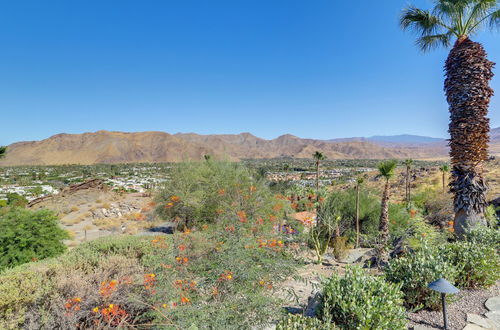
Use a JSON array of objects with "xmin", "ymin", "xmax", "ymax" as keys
[
  {"xmin": 439, "ymin": 164, "xmax": 450, "ymax": 193},
  {"xmin": 0, "ymin": 208, "xmax": 69, "ymax": 271},
  {"xmin": 377, "ymin": 160, "xmax": 398, "ymax": 264},
  {"xmin": 0, "ymin": 146, "xmax": 6, "ymax": 160}
]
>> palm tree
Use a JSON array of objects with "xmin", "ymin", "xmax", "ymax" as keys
[
  {"xmin": 355, "ymin": 176, "xmax": 364, "ymax": 248},
  {"xmin": 377, "ymin": 160, "xmax": 398, "ymax": 263},
  {"xmin": 439, "ymin": 164, "xmax": 450, "ymax": 192},
  {"xmin": 401, "ymin": 1, "xmax": 499, "ymax": 236},
  {"xmin": 203, "ymin": 154, "xmax": 211, "ymax": 162},
  {"xmin": 312, "ymin": 151, "xmax": 326, "ymax": 199},
  {"xmin": 403, "ymin": 159, "xmax": 414, "ymax": 207},
  {"xmin": 0, "ymin": 146, "xmax": 6, "ymax": 160}
]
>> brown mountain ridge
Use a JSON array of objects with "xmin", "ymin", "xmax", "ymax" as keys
[{"xmin": 0, "ymin": 129, "xmax": 498, "ymax": 165}]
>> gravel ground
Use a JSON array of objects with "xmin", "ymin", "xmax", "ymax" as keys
[{"xmin": 408, "ymin": 281, "xmax": 500, "ymax": 330}]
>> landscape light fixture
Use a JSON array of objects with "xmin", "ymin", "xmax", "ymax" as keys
[{"xmin": 428, "ymin": 278, "xmax": 459, "ymax": 330}]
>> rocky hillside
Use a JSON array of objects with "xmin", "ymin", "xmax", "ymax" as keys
[{"xmin": 1, "ymin": 128, "xmax": 499, "ymax": 165}]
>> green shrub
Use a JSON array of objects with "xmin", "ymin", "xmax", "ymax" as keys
[
  {"xmin": 440, "ymin": 241, "xmax": 500, "ymax": 288},
  {"xmin": 276, "ymin": 314, "xmax": 338, "ymax": 330},
  {"xmin": 385, "ymin": 244, "xmax": 457, "ymax": 310},
  {"xmin": 465, "ymin": 226, "xmax": 500, "ymax": 253},
  {"xmin": 6, "ymin": 193, "xmax": 28, "ymax": 207},
  {"xmin": 156, "ymin": 160, "xmax": 289, "ymax": 229},
  {"xmin": 0, "ymin": 208, "xmax": 69, "ymax": 271},
  {"xmin": 319, "ymin": 266, "xmax": 406, "ymax": 329}
]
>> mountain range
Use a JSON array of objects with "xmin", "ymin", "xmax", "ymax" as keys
[{"xmin": 0, "ymin": 128, "xmax": 499, "ymax": 165}]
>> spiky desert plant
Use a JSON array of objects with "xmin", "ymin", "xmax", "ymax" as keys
[
  {"xmin": 439, "ymin": 164, "xmax": 450, "ymax": 192},
  {"xmin": 355, "ymin": 176, "xmax": 364, "ymax": 248},
  {"xmin": 313, "ymin": 151, "xmax": 326, "ymax": 199},
  {"xmin": 377, "ymin": 160, "xmax": 398, "ymax": 264},
  {"xmin": 401, "ymin": 0, "xmax": 499, "ymax": 236},
  {"xmin": 403, "ymin": 159, "xmax": 414, "ymax": 207}
]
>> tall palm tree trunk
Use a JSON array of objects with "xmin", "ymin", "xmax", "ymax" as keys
[
  {"xmin": 355, "ymin": 183, "xmax": 360, "ymax": 248},
  {"xmin": 405, "ymin": 167, "xmax": 410, "ymax": 203},
  {"xmin": 445, "ymin": 37, "xmax": 494, "ymax": 236},
  {"xmin": 442, "ymin": 172, "xmax": 446, "ymax": 193},
  {"xmin": 379, "ymin": 179, "xmax": 390, "ymax": 246},
  {"xmin": 315, "ymin": 160, "xmax": 320, "ymax": 197}
]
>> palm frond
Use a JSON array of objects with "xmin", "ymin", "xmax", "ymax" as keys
[
  {"xmin": 416, "ymin": 32, "xmax": 453, "ymax": 52},
  {"xmin": 401, "ymin": 6, "xmax": 445, "ymax": 36},
  {"xmin": 489, "ymin": 8, "xmax": 500, "ymax": 28},
  {"xmin": 377, "ymin": 160, "xmax": 398, "ymax": 179},
  {"xmin": 463, "ymin": 0, "xmax": 499, "ymax": 33},
  {"xmin": 0, "ymin": 146, "xmax": 6, "ymax": 159}
]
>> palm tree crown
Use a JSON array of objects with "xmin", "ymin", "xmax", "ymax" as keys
[
  {"xmin": 401, "ymin": 0, "xmax": 500, "ymax": 52},
  {"xmin": 313, "ymin": 151, "xmax": 326, "ymax": 161},
  {"xmin": 377, "ymin": 160, "xmax": 398, "ymax": 180},
  {"xmin": 440, "ymin": 164, "xmax": 450, "ymax": 172}
]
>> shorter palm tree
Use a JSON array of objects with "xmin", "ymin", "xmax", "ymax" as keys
[
  {"xmin": 439, "ymin": 164, "xmax": 450, "ymax": 193},
  {"xmin": 355, "ymin": 176, "xmax": 364, "ymax": 248},
  {"xmin": 313, "ymin": 151, "xmax": 326, "ymax": 199},
  {"xmin": 377, "ymin": 160, "xmax": 398, "ymax": 264},
  {"xmin": 403, "ymin": 159, "xmax": 413, "ymax": 207}
]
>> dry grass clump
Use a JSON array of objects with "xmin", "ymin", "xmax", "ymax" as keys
[
  {"xmin": 61, "ymin": 216, "xmax": 85, "ymax": 226},
  {"xmin": 100, "ymin": 203, "xmax": 111, "ymax": 209},
  {"xmin": 93, "ymin": 218, "xmax": 123, "ymax": 231},
  {"xmin": 70, "ymin": 206, "xmax": 80, "ymax": 213}
]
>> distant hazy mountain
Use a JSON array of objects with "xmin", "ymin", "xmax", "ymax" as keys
[
  {"xmin": 329, "ymin": 134, "xmax": 445, "ymax": 146},
  {"xmin": 368, "ymin": 134, "xmax": 444, "ymax": 144},
  {"xmin": 0, "ymin": 128, "xmax": 498, "ymax": 165}
]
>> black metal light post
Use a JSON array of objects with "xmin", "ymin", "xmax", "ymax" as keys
[{"xmin": 428, "ymin": 278, "xmax": 459, "ymax": 330}]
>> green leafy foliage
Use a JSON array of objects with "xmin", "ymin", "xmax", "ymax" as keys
[
  {"xmin": 6, "ymin": 193, "xmax": 28, "ymax": 207},
  {"xmin": 439, "ymin": 241, "xmax": 500, "ymax": 289},
  {"xmin": 0, "ymin": 208, "xmax": 69, "ymax": 271},
  {"xmin": 319, "ymin": 266, "xmax": 407, "ymax": 329},
  {"xmin": 276, "ymin": 314, "xmax": 338, "ymax": 330},
  {"xmin": 156, "ymin": 160, "xmax": 289, "ymax": 229},
  {"xmin": 464, "ymin": 226, "xmax": 500, "ymax": 253},
  {"xmin": 385, "ymin": 243, "xmax": 457, "ymax": 310}
]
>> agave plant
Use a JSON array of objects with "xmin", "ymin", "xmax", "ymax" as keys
[{"xmin": 401, "ymin": 0, "xmax": 499, "ymax": 236}]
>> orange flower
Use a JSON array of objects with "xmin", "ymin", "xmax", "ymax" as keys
[
  {"xmin": 170, "ymin": 195, "xmax": 181, "ymax": 202},
  {"xmin": 180, "ymin": 296, "xmax": 191, "ymax": 304},
  {"xmin": 249, "ymin": 185, "xmax": 257, "ymax": 193},
  {"xmin": 178, "ymin": 244, "xmax": 186, "ymax": 251},
  {"xmin": 165, "ymin": 202, "xmax": 174, "ymax": 208},
  {"xmin": 218, "ymin": 189, "xmax": 225, "ymax": 196},
  {"xmin": 237, "ymin": 210, "xmax": 247, "ymax": 223}
]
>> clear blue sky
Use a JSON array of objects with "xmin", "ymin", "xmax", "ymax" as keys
[{"xmin": 0, "ymin": 0, "xmax": 499, "ymax": 145}]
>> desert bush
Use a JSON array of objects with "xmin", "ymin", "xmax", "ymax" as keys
[
  {"xmin": 439, "ymin": 241, "xmax": 500, "ymax": 289},
  {"xmin": 6, "ymin": 193, "xmax": 28, "ymax": 207},
  {"xmin": 143, "ymin": 222, "xmax": 298, "ymax": 329},
  {"xmin": 0, "ymin": 208, "xmax": 69, "ymax": 272},
  {"xmin": 464, "ymin": 226, "xmax": 500, "ymax": 253},
  {"xmin": 319, "ymin": 266, "xmax": 406, "ymax": 329},
  {"xmin": 0, "ymin": 235, "xmax": 154, "ymax": 329},
  {"xmin": 156, "ymin": 160, "xmax": 290, "ymax": 229},
  {"xmin": 276, "ymin": 314, "xmax": 338, "ymax": 330},
  {"xmin": 385, "ymin": 243, "xmax": 457, "ymax": 310}
]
